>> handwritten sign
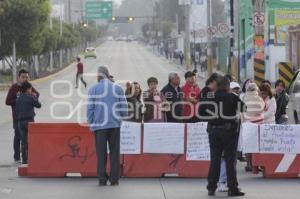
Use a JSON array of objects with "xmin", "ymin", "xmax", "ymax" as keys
[
  {"xmin": 241, "ymin": 123, "xmax": 259, "ymax": 153},
  {"xmin": 260, "ymin": 124, "xmax": 300, "ymax": 154},
  {"xmin": 120, "ymin": 122, "xmax": 141, "ymax": 154},
  {"xmin": 186, "ymin": 123, "xmax": 210, "ymax": 161},
  {"xmin": 143, "ymin": 123, "xmax": 185, "ymax": 154}
]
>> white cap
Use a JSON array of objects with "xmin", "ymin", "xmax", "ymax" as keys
[{"xmin": 230, "ymin": 82, "xmax": 241, "ymax": 89}]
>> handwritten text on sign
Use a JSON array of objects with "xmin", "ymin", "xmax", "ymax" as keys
[
  {"xmin": 120, "ymin": 122, "xmax": 141, "ymax": 154},
  {"xmin": 260, "ymin": 125, "xmax": 300, "ymax": 154},
  {"xmin": 186, "ymin": 123, "xmax": 210, "ymax": 161},
  {"xmin": 143, "ymin": 123, "xmax": 185, "ymax": 154}
]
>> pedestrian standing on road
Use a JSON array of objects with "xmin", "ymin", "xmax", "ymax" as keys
[
  {"xmin": 87, "ymin": 66, "xmax": 128, "ymax": 186},
  {"xmin": 143, "ymin": 77, "xmax": 166, "ymax": 123},
  {"xmin": 241, "ymin": 83, "xmax": 265, "ymax": 172},
  {"xmin": 5, "ymin": 69, "xmax": 40, "ymax": 164},
  {"xmin": 275, "ymin": 80, "xmax": 289, "ymax": 124},
  {"xmin": 179, "ymin": 51, "xmax": 184, "ymax": 65},
  {"xmin": 161, "ymin": 72, "xmax": 183, "ymax": 123},
  {"xmin": 260, "ymin": 84, "xmax": 277, "ymax": 124},
  {"xmin": 206, "ymin": 76, "xmax": 245, "ymax": 197},
  {"xmin": 16, "ymin": 82, "xmax": 41, "ymax": 164},
  {"xmin": 75, "ymin": 57, "xmax": 87, "ymax": 89},
  {"xmin": 182, "ymin": 71, "xmax": 201, "ymax": 123},
  {"xmin": 125, "ymin": 82, "xmax": 143, "ymax": 123}
]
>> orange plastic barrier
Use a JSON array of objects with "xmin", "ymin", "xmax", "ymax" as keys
[
  {"xmin": 21, "ymin": 123, "xmax": 117, "ymax": 177},
  {"xmin": 122, "ymin": 124, "xmax": 210, "ymax": 178},
  {"xmin": 252, "ymin": 153, "xmax": 300, "ymax": 178}
]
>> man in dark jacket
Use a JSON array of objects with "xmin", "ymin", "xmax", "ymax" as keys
[
  {"xmin": 5, "ymin": 69, "xmax": 40, "ymax": 163},
  {"xmin": 275, "ymin": 80, "xmax": 289, "ymax": 124},
  {"xmin": 161, "ymin": 72, "xmax": 183, "ymax": 123},
  {"xmin": 16, "ymin": 81, "xmax": 42, "ymax": 164}
]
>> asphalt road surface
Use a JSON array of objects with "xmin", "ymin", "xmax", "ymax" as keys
[{"xmin": 0, "ymin": 41, "xmax": 299, "ymax": 199}]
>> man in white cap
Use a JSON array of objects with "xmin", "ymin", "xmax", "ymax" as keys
[
  {"xmin": 230, "ymin": 82, "xmax": 241, "ymax": 96},
  {"xmin": 87, "ymin": 66, "xmax": 128, "ymax": 186}
]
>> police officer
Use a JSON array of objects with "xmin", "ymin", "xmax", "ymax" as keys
[{"xmin": 204, "ymin": 76, "xmax": 245, "ymax": 197}]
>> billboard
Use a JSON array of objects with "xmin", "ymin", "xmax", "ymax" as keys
[{"xmin": 274, "ymin": 9, "xmax": 300, "ymax": 44}]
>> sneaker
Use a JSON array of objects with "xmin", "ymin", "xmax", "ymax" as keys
[
  {"xmin": 218, "ymin": 183, "xmax": 228, "ymax": 192},
  {"xmin": 228, "ymin": 189, "xmax": 245, "ymax": 197},
  {"xmin": 14, "ymin": 160, "xmax": 22, "ymax": 165}
]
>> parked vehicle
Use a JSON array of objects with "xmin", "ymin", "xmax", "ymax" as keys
[{"xmin": 287, "ymin": 69, "xmax": 300, "ymax": 124}]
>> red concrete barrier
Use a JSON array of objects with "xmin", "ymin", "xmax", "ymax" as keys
[
  {"xmin": 122, "ymin": 124, "xmax": 210, "ymax": 178},
  {"xmin": 22, "ymin": 123, "xmax": 117, "ymax": 177},
  {"xmin": 252, "ymin": 153, "xmax": 300, "ymax": 178}
]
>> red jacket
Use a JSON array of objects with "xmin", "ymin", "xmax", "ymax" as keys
[
  {"xmin": 77, "ymin": 62, "xmax": 84, "ymax": 74},
  {"xmin": 182, "ymin": 83, "xmax": 201, "ymax": 117},
  {"xmin": 5, "ymin": 83, "xmax": 40, "ymax": 121}
]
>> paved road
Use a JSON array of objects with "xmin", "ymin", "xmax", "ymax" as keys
[{"xmin": 0, "ymin": 41, "xmax": 299, "ymax": 199}]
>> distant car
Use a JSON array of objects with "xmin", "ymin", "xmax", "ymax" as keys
[
  {"xmin": 287, "ymin": 69, "xmax": 300, "ymax": 124},
  {"xmin": 84, "ymin": 47, "xmax": 97, "ymax": 59},
  {"xmin": 107, "ymin": 36, "xmax": 114, "ymax": 41}
]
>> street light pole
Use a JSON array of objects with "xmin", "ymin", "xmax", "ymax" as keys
[
  {"xmin": 49, "ymin": 0, "xmax": 53, "ymax": 72},
  {"xmin": 184, "ymin": 4, "xmax": 191, "ymax": 70},
  {"xmin": 59, "ymin": 4, "xmax": 63, "ymax": 68},
  {"xmin": 207, "ymin": 0, "xmax": 213, "ymax": 75},
  {"xmin": 228, "ymin": 0, "xmax": 234, "ymax": 75}
]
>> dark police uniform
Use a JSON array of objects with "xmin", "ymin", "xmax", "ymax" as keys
[{"xmin": 203, "ymin": 90, "xmax": 245, "ymax": 195}]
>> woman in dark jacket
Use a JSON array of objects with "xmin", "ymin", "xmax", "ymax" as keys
[
  {"xmin": 275, "ymin": 80, "xmax": 289, "ymax": 124},
  {"xmin": 125, "ymin": 82, "xmax": 143, "ymax": 122}
]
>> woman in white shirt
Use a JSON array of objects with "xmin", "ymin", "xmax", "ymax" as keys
[{"xmin": 259, "ymin": 84, "xmax": 277, "ymax": 124}]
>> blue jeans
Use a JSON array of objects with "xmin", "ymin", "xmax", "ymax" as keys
[
  {"xmin": 18, "ymin": 119, "xmax": 33, "ymax": 163},
  {"xmin": 219, "ymin": 158, "xmax": 227, "ymax": 184}
]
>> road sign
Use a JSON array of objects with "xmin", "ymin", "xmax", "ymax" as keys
[
  {"xmin": 207, "ymin": 26, "xmax": 217, "ymax": 36},
  {"xmin": 253, "ymin": 12, "xmax": 265, "ymax": 26},
  {"xmin": 85, "ymin": 1, "xmax": 113, "ymax": 20},
  {"xmin": 198, "ymin": 29, "xmax": 206, "ymax": 38},
  {"xmin": 218, "ymin": 23, "xmax": 230, "ymax": 34}
]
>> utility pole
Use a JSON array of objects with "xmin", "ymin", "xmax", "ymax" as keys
[
  {"xmin": 68, "ymin": 0, "xmax": 71, "ymax": 24},
  {"xmin": 184, "ymin": 4, "xmax": 191, "ymax": 70},
  {"xmin": 49, "ymin": 0, "xmax": 53, "ymax": 72},
  {"xmin": 12, "ymin": 42, "xmax": 16, "ymax": 83},
  {"xmin": 59, "ymin": 4, "xmax": 63, "ymax": 68},
  {"xmin": 207, "ymin": 0, "xmax": 213, "ymax": 75},
  {"xmin": 228, "ymin": 0, "xmax": 234, "ymax": 76}
]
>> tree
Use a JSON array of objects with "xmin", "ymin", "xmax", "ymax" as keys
[{"xmin": 0, "ymin": 0, "xmax": 50, "ymax": 66}]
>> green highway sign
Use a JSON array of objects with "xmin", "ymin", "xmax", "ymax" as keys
[{"xmin": 85, "ymin": 1, "xmax": 113, "ymax": 20}]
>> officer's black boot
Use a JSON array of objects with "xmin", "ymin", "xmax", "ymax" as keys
[{"xmin": 228, "ymin": 188, "xmax": 245, "ymax": 197}]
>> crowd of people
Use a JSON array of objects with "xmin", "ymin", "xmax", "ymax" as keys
[
  {"xmin": 122, "ymin": 70, "xmax": 289, "ymax": 127},
  {"xmin": 5, "ymin": 66, "xmax": 290, "ymax": 197}
]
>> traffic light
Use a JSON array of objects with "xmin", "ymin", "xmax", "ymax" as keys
[
  {"xmin": 128, "ymin": 17, "xmax": 134, "ymax": 22},
  {"xmin": 110, "ymin": 16, "xmax": 135, "ymax": 23}
]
